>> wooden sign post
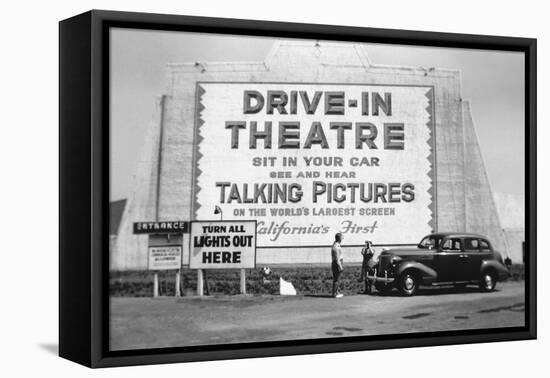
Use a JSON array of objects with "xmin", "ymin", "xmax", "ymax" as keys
[
  {"xmin": 175, "ymin": 269, "xmax": 181, "ymax": 297},
  {"xmin": 197, "ymin": 269, "xmax": 204, "ymax": 296},
  {"xmin": 240, "ymin": 269, "xmax": 246, "ymax": 295},
  {"xmin": 153, "ymin": 273, "xmax": 159, "ymax": 297}
]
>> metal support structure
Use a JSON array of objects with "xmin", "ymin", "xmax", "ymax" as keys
[{"xmin": 152, "ymin": 97, "xmax": 165, "ymax": 299}]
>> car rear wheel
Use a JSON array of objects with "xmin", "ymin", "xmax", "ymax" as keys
[
  {"xmin": 480, "ymin": 271, "xmax": 497, "ymax": 292},
  {"xmin": 398, "ymin": 271, "xmax": 419, "ymax": 296}
]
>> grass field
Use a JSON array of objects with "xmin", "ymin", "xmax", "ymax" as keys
[{"xmin": 110, "ymin": 264, "xmax": 525, "ymax": 297}]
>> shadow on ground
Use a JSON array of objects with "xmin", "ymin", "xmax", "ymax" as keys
[
  {"xmin": 304, "ymin": 294, "xmax": 337, "ymax": 299},
  {"xmin": 370, "ymin": 285, "xmax": 503, "ymax": 297},
  {"xmin": 38, "ymin": 343, "xmax": 58, "ymax": 355}
]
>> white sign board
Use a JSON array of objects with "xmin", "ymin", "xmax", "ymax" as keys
[
  {"xmin": 193, "ymin": 83, "xmax": 435, "ymax": 247},
  {"xmin": 189, "ymin": 221, "xmax": 256, "ymax": 269},
  {"xmin": 148, "ymin": 245, "xmax": 182, "ymax": 270}
]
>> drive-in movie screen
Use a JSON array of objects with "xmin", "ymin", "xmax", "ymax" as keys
[{"xmin": 108, "ymin": 28, "xmax": 525, "ymax": 351}]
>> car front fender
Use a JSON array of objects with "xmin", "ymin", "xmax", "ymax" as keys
[{"xmin": 396, "ymin": 261, "xmax": 438, "ymax": 281}]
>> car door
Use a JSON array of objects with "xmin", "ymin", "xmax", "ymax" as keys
[
  {"xmin": 435, "ymin": 237, "xmax": 464, "ymax": 282},
  {"xmin": 461, "ymin": 238, "xmax": 484, "ymax": 281}
]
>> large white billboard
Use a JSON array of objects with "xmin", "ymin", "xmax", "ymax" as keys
[{"xmin": 193, "ymin": 83, "xmax": 435, "ymax": 247}]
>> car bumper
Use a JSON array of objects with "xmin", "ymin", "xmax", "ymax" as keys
[
  {"xmin": 365, "ymin": 274, "xmax": 395, "ymax": 283},
  {"xmin": 498, "ymin": 269, "xmax": 511, "ymax": 281}
]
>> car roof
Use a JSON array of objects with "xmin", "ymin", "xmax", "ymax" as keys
[{"xmin": 427, "ymin": 232, "xmax": 489, "ymax": 239}]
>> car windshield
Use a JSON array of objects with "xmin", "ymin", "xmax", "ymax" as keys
[{"xmin": 418, "ymin": 235, "xmax": 443, "ymax": 249}]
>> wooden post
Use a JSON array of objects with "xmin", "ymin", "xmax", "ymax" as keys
[
  {"xmin": 197, "ymin": 269, "xmax": 204, "ymax": 296},
  {"xmin": 240, "ymin": 268, "xmax": 246, "ymax": 295},
  {"xmin": 153, "ymin": 272, "xmax": 159, "ymax": 298},
  {"xmin": 175, "ymin": 270, "xmax": 181, "ymax": 297}
]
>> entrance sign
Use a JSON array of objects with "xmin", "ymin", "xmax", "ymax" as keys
[
  {"xmin": 189, "ymin": 220, "xmax": 257, "ymax": 269},
  {"xmin": 148, "ymin": 246, "xmax": 182, "ymax": 270},
  {"xmin": 193, "ymin": 83, "xmax": 435, "ymax": 247},
  {"xmin": 133, "ymin": 221, "xmax": 189, "ymax": 234}
]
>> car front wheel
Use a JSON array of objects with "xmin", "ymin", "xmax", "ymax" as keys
[
  {"xmin": 480, "ymin": 271, "xmax": 497, "ymax": 292},
  {"xmin": 398, "ymin": 271, "xmax": 419, "ymax": 296}
]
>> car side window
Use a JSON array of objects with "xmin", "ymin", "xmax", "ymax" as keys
[
  {"xmin": 464, "ymin": 238, "xmax": 480, "ymax": 251},
  {"xmin": 479, "ymin": 239, "xmax": 491, "ymax": 251},
  {"xmin": 442, "ymin": 238, "xmax": 462, "ymax": 251}
]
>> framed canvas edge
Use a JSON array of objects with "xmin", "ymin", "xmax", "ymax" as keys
[
  {"xmin": 59, "ymin": 10, "xmax": 94, "ymax": 367},
  {"xmin": 94, "ymin": 329, "xmax": 534, "ymax": 368},
  {"xmin": 58, "ymin": 9, "xmax": 537, "ymax": 368}
]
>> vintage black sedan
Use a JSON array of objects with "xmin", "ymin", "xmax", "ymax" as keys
[{"xmin": 366, "ymin": 232, "xmax": 510, "ymax": 296}]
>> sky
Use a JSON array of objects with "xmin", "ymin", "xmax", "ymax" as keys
[{"xmin": 110, "ymin": 28, "xmax": 524, "ymax": 201}]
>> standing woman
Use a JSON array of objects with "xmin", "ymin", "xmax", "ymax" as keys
[{"xmin": 359, "ymin": 240, "xmax": 375, "ymax": 294}]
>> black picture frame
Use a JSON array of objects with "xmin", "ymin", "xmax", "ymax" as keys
[{"xmin": 59, "ymin": 9, "xmax": 537, "ymax": 368}]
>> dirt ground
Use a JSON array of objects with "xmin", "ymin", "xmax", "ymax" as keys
[{"xmin": 110, "ymin": 281, "xmax": 525, "ymax": 351}]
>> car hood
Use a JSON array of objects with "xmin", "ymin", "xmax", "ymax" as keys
[
  {"xmin": 378, "ymin": 248, "xmax": 432, "ymax": 259},
  {"xmin": 380, "ymin": 248, "xmax": 433, "ymax": 257}
]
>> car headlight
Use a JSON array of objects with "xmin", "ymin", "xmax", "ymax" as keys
[{"xmin": 390, "ymin": 256, "xmax": 401, "ymax": 265}]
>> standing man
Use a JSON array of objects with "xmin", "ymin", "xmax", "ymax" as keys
[
  {"xmin": 360, "ymin": 241, "xmax": 376, "ymax": 294},
  {"xmin": 331, "ymin": 233, "xmax": 344, "ymax": 298},
  {"xmin": 359, "ymin": 241, "xmax": 373, "ymax": 282}
]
